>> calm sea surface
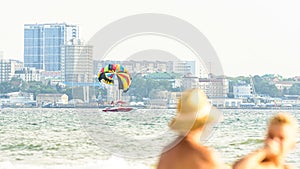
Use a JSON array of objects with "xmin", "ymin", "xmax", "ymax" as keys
[{"xmin": 0, "ymin": 108, "xmax": 299, "ymax": 169}]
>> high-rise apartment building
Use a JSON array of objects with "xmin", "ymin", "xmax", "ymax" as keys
[
  {"xmin": 61, "ymin": 39, "xmax": 93, "ymax": 83},
  {"xmin": 61, "ymin": 39, "xmax": 93, "ymax": 102},
  {"xmin": 24, "ymin": 23, "xmax": 79, "ymax": 71}
]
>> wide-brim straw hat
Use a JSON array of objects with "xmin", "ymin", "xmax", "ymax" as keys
[{"xmin": 169, "ymin": 88, "xmax": 223, "ymax": 137}]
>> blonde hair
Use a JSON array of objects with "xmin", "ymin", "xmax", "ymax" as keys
[{"xmin": 269, "ymin": 112, "xmax": 298, "ymax": 132}]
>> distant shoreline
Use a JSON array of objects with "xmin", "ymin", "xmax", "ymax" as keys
[{"xmin": 2, "ymin": 106, "xmax": 300, "ymax": 111}]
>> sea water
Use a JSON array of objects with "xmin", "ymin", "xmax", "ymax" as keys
[{"xmin": 0, "ymin": 108, "xmax": 299, "ymax": 169}]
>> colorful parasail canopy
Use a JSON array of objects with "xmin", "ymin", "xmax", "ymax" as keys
[{"xmin": 97, "ymin": 64, "xmax": 131, "ymax": 92}]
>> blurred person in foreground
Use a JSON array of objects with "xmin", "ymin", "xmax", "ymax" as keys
[
  {"xmin": 233, "ymin": 112, "xmax": 298, "ymax": 169},
  {"xmin": 157, "ymin": 88, "xmax": 224, "ymax": 169}
]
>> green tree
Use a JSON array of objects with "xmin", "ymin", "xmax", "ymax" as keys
[
  {"xmin": 65, "ymin": 88, "xmax": 73, "ymax": 100},
  {"xmin": 0, "ymin": 82, "xmax": 11, "ymax": 93},
  {"xmin": 127, "ymin": 74, "xmax": 174, "ymax": 101},
  {"xmin": 22, "ymin": 81, "xmax": 57, "ymax": 99},
  {"xmin": 253, "ymin": 75, "xmax": 282, "ymax": 97},
  {"xmin": 0, "ymin": 77, "xmax": 24, "ymax": 93},
  {"xmin": 288, "ymin": 84, "xmax": 300, "ymax": 95}
]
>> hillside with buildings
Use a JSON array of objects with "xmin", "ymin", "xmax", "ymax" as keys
[
  {"xmin": 1, "ymin": 23, "xmax": 300, "ymax": 109},
  {"xmin": 1, "ymin": 63, "xmax": 300, "ymax": 109}
]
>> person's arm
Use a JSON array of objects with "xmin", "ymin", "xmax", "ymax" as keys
[
  {"xmin": 233, "ymin": 138, "xmax": 280, "ymax": 169},
  {"xmin": 232, "ymin": 148, "xmax": 267, "ymax": 169},
  {"xmin": 285, "ymin": 164, "xmax": 297, "ymax": 169}
]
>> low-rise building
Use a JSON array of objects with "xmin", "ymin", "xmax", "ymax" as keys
[
  {"xmin": 182, "ymin": 73, "xmax": 199, "ymax": 90},
  {"xmin": 209, "ymin": 98, "xmax": 243, "ymax": 108},
  {"xmin": 1, "ymin": 92, "xmax": 35, "ymax": 107},
  {"xmin": 36, "ymin": 94, "xmax": 68, "ymax": 107},
  {"xmin": 15, "ymin": 67, "xmax": 42, "ymax": 82},
  {"xmin": 233, "ymin": 84, "xmax": 253, "ymax": 98},
  {"xmin": 199, "ymin": 76, "xmax": 229, "ymax": 98},
  {"xmin": 274, "ymin": 81, "xmax": 296, "ymax": 91}
]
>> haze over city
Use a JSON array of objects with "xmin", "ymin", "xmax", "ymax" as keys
[{"xmin": 1, "ymin": 0, "xmax": 300, "ymax": 77}]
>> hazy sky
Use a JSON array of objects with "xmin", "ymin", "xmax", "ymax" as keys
[{"xmin": 0, "ymin": 0, "xmax": 300, "ymax": 77}]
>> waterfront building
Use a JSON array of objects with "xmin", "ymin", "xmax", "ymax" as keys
[
  {"xmin": 24, "ymin": 23, "xmax": 79, "ymax": 71},
  {"xmin": 209, "ymin": 98, "xmax": 243, "ymax": 108},
  {"xmin": 36, "ymin": 93, "xmax": 68, "ymax": 107},
  {"xmin": 233, "ymin": 84, "xmax": 253, "ymax": 98},
  {"xmin": 1, "ymin": 92, "xmax": 35, "ymax": 107},
  {"xmin": 8, "ymin": 92, "xmax": 34, "ymax": 104},
  {"xmin": 199, "ymin": 76, "xmax": 229, "ymax": 98},
  {"xmin": 15, "ymin": 67, "xmax": 42, "ymax": 82},
  {"xmin": 0, "ymin": 59, "xmax": 23, "ymax": 83},
  {"xmin": 182, "ymin": 73, "xmax": 199, "ymax": 90}
]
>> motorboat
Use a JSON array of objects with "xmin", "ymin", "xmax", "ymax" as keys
[{"xmin": 102, "ymin": 106, "xmax": 133, "ymax": 112}]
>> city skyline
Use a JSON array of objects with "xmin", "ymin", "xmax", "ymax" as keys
[
  {"xmin": 24, "ymin": 23, "xmax": 79, "ymax": 71},
  {"xmin": 1, "ymin": 0, "xmax": 300, "ymax": 77}
]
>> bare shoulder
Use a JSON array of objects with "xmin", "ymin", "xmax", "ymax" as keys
[
  {"xmin": 194, "ymin": 144, "xmax": 219, "ymax": 159},
  {"xmin": 194, "ymin": 145, "xmax": 224, "ymax": 168}
]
